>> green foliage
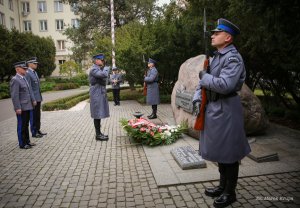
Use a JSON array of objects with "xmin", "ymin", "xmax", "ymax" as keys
[
  {"xmin": 42, "ymin": 92, "xmax": 89, "ymax": 111},
  {"xmin": 0, "ymin": 82, "xmax": 9, "ymax": 99},
  {"xmin": 59, "ymin": 61, "xmax": 82, "ymax": 77},
  {"xmin": 0, "ymin": 26, "xmax": 56, "ymax": 81},
  {"xmin": 40, "ymin": 82, "xmax": 56, "ymax": 92},
  {"xmin": 53, "ymin": 83, "xmax": 80, "ymax": 91}
]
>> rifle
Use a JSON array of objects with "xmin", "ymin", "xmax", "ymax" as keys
[
  {"xmin": 142, "ymin": 54, "xmax": 147, "ymax": 96},
  {"xmin": 194, "ymin": 8, "xmax": 210, "ymax": 131}
]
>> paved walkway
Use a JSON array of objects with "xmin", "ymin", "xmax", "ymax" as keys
[{"xmin": 0, "ymin": 100, "xmax": 299, "ymax": 208}]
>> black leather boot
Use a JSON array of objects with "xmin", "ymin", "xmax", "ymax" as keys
[
  {"xmin": 148, "ymin": 106, "xmax": 157, "ymax": 119},
  {"xmin": 94, "ymin": 119, "xmax": 108, "ymax": 141},
  {"xmin": 213, "ymin": 162, "xmax": 239, "ymax": 208},
  {"xmin": 205, "ymin": 163, "xmax": 226, "ymax": 197}
]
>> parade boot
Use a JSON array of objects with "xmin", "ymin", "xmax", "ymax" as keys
[
  {"xmin": 147, "ymin": 112, "xmax": 153, "ymax": 118},
  {"xmin": 148, "ymin": 107, "xmax": 157, "ymax": 119},
  {"xmin": 213, "ymin": 163, "xmax": 238, "ymax": 208},
  {"xmin": 205, "ymin": 164, "xmax": 226, "ymax": 197},
  {"xmin": 99, "ymin": 131, "xmax": 109, "ymax": 141}
]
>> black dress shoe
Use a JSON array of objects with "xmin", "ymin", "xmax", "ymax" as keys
[
  {"xmin": 147, "ymin": 114, "xmax": 153, "ymax": 118},
  {"xmin": 148, "ymin": 115, "xmax": 157, "ymax": 119},
  {"xmin": 27, "ymin": 142, "xmax": 36, "ymax": 146},
  {"xmin": 205, "ymin": 186, "xmax": 224, "ymax": 197},
  {"xmin": 213, "ymin": 193, "xmax": 236, "ymax": 208},
  {"xmin": 95, "ymin": 134, "xmax": 109, "ymax": 141},
  {"xmin": 33, "ymin": 133, "xmax": 43, "ymax": 138},
  {"xmin": 38, "ymin": 131, "xmax": 47, "ymax": 135},
  {"xmin": 20, "ymin": 145, "xmax": 31, "ymax": 149}
]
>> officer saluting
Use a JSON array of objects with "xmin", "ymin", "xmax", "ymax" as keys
[
  {"xmin": 193, "ymin": 18, "xmax": 251, "ymax": 208},
  {"xmin": 144, "ymin": 58, "xmax": 160, "ymax": 119},
  {"xmin": 25, "ymin": 57, "xmax": 47, "ymax": 138},
  {"xmin": 89, "ymin": 53, "xmax": 110, "ymax": 141},
  {"xmin": 10, "ymin": 61, "xmax": 37, "ymax": 149},
  {"xmin": 110, "ymin": 66, "xmax": 122, "ymax": 106}
]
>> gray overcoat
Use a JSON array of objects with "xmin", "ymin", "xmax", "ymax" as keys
[
  {"xmin": 89, "ymin": 64, "xmax": 110, "ymax": 119},
  {"xmin": 144, "ymin": 67, "xmax": 160, "ymax": 105},
  {"xmin": 193, "ymin": 44, "xmax": 251, "ymax": 163},
  {"xmin": 110, "ymin": 73, "xmax": 122, "ymax": 89},
  {"xmin": 25, "ymin": 68, "xmax": 43, "ymax": 102},
  {"xmin": 10, "ymin": 74, "xmax": 35, "ymax": 111}
]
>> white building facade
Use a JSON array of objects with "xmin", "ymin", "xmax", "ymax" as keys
[{"xmin": 0, "ymin": 0, "xmax": 80, "ymax": 76}]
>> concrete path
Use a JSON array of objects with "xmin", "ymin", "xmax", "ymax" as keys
[
  {"xmin": 0, "ymin": 86, "xmax": 89, "ymax": 122},
  {"xmin": 0, "ymin": 100, "xmax": 299, "ymax": 208}
]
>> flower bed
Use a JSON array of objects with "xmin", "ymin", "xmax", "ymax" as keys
[{"xmin": 120, "ymin": 117, "xmax": 188, "ymax": 146}]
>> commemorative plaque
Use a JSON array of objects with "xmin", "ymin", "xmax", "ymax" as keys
[
  {"xmin": 175, "ymin": 90, "xmax": 194, "ymax": 113},
  {"xmin": 171, "ymin": 146, "xmax": 207, "ymax": 170}
]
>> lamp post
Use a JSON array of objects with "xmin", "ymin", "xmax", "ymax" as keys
[{"xmin": 110, "ymin": 0, "xmax": 116, "ymax": 68}]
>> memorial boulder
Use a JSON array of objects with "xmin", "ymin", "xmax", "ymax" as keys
[{"xmin": 171, "ymin": 55, "xmax": 269, "ymax": 138}]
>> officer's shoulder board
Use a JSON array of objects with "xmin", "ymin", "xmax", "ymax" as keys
[{"xmin": 228, "ymin": 56, "xmax": 240, "ymax": 63}]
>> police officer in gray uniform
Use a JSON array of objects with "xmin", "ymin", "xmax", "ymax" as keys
[
  {"xmin": 10, "ymin": 61, "xmax": 37, "ymax": 149},
  {"xmin": 110, "ymin": 66, "xmax": 122, "ymax": 106},
  {"xmin": 25, "ymin": 57, "xmax": 46, "ymax": 138},
  {"xmin": 193, "ymin": 19, "xmax": 251, "ymax": 208},
  {"xmin": 89, "ymin": 53, "xmax": 110, "ymax": 141},
  {"xmin": 144, "ymin": 58, "xmax": 160, "ymax": 119}
]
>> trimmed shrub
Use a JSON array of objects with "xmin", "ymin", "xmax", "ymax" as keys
[
  {"xmin": 0, "ymin": 82, "xmax": 10, "ymax": 99},
  {"xmin": 53, "ymin": 83, "xmax": 80, "ymax": 91},
  {"xmin": 40, "ymin": 82, "xmax": 56, "ymax": 92},
  {"xmin": 42, "ymin": 92, "xmax": 89, "ymax": 111}
]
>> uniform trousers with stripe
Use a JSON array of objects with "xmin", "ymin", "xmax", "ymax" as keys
[{"xmin": 16, "ymin": 110, "xmax": 31, "ymax": 147}]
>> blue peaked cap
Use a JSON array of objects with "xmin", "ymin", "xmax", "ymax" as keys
[
  {"xmin": 211, "ymin": 18, "xmax": 240, "ymax": 36},
  {"xmin": 93, "ymin": 53, "xmax": 105, "ymax": 60},
  {"xmin": 27, "ymin": 57, "xmax": 38, "ymax": 64},
  {"xmin": 148, "ymin": 58, "xmax": 157, "ymax": 64},
  {"xmin": 13, "ymin": 61, "xmax": 28, "ymax": 69}
]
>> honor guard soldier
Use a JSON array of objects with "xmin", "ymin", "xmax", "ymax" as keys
[
  {"xmin": 110, "ymin": 66, "xmax": 122, "ymax": 106},
  {"xmin": 144, "ymin": 58, "xmax": 160, "ymax": 119},
  {"xmin": 89, "ymin": 53, "xmax": 110, "ymax": 141},
  {"xmin": 10, "ymin": 61, "xmax": 37, "ymax": 149},
  {"xmin": 25, "ymin": 57, "xmax": 47, "ymax": 138},
  {"xmin": 193, "ymin": 18, "xmax": 251, "ymax": 208}
]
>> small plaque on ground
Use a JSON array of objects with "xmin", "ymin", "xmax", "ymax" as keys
[
  {"xmin": 171, "ymin": 146, "xmax": 207, "ymax": 170},
  {"xmin": 247, "ymin": 143, "xmax": 279, "ymax": 163}
]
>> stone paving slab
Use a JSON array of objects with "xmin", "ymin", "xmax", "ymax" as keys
[
  {"xmin": 0, "ymin": 100, "xmax": 299, "ymax": 207},
  {"xmin": 144, "ymin": 105, "xmax": 300, "ymax": 186}
]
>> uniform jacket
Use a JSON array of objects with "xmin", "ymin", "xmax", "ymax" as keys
[
  {"xmin": 89, "ymin": 64, "xmax": 110, "ymax": 119},
  {"xmin": 25, "ymin": 68, "xmax": 43, "ymax": 102},
  {"xmin": 144, "ymin": 67, "xmax": 160, "ymax": 105},
  {"xmin": 110, "ymin": 73, "xmax": 122, "ymax": 89},
  {"xmin": 193, "ymin": 44, "xmax": 251, "ymax": 163},
  {"xmin": 10, "ymin": 74, "xmax": 35, "ymax": 111}
]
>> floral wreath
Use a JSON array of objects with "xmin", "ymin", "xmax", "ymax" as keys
[{"xmin": 120, "ymin": 117, "xmax": 188, "ymax": 146}]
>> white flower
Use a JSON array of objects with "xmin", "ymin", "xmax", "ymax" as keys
[{"xmin": 164, "ymin": 131, "xmax": 171, "ymax": 136}]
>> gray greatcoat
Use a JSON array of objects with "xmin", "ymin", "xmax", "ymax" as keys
[
  {"xmin": 10, "ymin": 74, "xmax": 35, "ymax": 111},
  {"xmin": 89, "ymin": 64, "xmax": 110, "ymax": 119},
  {"xmin": 110, "ymin": 73, "xmax": 122, "ymax": 89},
  {"xmin": 193, "ymin": 44, "xmax": 251, "ymax": 163},
  {"xmin": 144, "ymin": 67, "xmax": 160, "ymax": 105},
  {"xmin": 25, "ymin": 68, "xmax": 43, "ymax": 102}
]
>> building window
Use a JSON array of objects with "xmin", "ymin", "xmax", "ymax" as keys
[
  {"xmin": 59, "ymin": 60, "xmax": 66, "ymax": 65},
  {"xmin": 10, "ymin": 18, "xmax": 15, "ymax": 29},
  {"xmin": 0, "ymin": 13, "xmax": 5, "ymax": 26},
  {"xmin": 9, "ymin": 0, "xmax": 14, "ymax": 11},
  {"xmin": 57, "ymin": 40, "xmax": 65, "ymax": 50},
  {"xmin": 55, "ymin": 19, "xmax": 64, "ymax": 30},
  {"xmin": 54, "ymin": 1, "xmax": 63, "ymax": 12},
  {"xmin": 71, "ymin": 19, "xmax": 79, "ymax": 28},
  {"xmin": 38, "ymin": 1, "xmax": 47, "ymax": 13},
  {"xmin": 39, "ymin": 20, "xmax": 47, "ymax": 31},
  {"xmin": 70, "ymin": 3, "xmax": 79, "ymax": 13},
  {"xmin": 23, "ymin": 20, "xmax": 31, "ymax": 31},
  {"xmin": 22, "ymin": 2, "xmax": 30, "ymax": 13}
]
